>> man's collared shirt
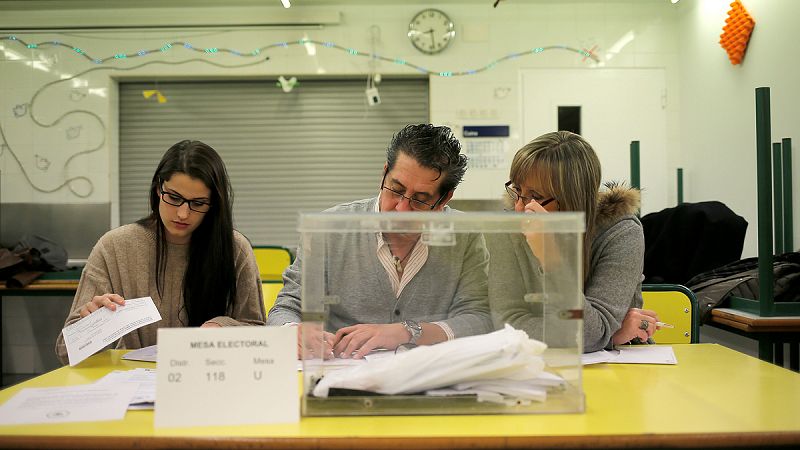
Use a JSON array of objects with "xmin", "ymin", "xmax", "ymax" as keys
[{"xmin": 374, "ymin": 193, "xmax": 454, "ymax": 340}]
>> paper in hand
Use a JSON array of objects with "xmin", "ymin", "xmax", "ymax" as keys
[{"xmin": 62, "ymin": 296, "xmax": 162, "ymax": 366}]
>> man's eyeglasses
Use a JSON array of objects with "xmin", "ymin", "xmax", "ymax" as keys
[
  {"xmin": 381, "ymin": 172, "xmax": 445, "ymax": 211},
  {"xmin": 504, "ymin": 181, "xmax": 555, "ymax": 207},
  {"xmin": 160, "ymin": 187, "xmax": 211, "ymax": 213}
]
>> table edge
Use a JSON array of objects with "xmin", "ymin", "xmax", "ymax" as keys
[{"xmin": 2, "ymin": 431, "xmax": 800, "ymax": 449}]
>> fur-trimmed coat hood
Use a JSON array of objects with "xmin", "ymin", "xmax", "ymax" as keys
[{"xmin": 594, "ymin": 181, "xmax": 641, "ymax": 232}]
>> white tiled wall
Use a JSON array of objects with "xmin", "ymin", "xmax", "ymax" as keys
[
  {"xmin": 677, "ymin": 0, "xmax": 800, "ymax": 258},
  {"xmin": 0, "ymin": 1, "xmax": 682, "ymax": 211}
]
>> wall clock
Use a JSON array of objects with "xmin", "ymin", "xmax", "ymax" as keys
[{"xmin": 408, "ymin": 9, "xmax": 455, "ymax": 54}]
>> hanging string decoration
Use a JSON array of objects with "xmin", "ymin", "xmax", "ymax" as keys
[
  {"xmin": 0, "ymin": 58, "xmax": 269, "ymax": 198},
  {"xmin": 1, "ymin": 35, "xmax": 599, "ymax": 76}
]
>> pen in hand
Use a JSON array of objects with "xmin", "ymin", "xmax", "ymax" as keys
[{"xmin": 656, "ymin": 322, "xmax": 674, "ymax": 329}]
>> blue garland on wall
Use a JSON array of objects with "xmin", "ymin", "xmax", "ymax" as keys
[
  {"xmin": 0, "ymin": 34, "xmax": 598, "ymax": 198},
  {"xmin": 1, "ymin": 35, "xmax": 599, "ymax": 76}
]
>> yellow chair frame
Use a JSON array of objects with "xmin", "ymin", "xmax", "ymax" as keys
[
  {"xmin": 642, "ymin": 284, "xmax": 699, "ymax": 344},
  {"xmin": 253, "ymin": 245, "xmax": 293, "ymax": 282},
  {"xmin": 262, "ymin": 281, "xmax": 283, "ymax": 314}
]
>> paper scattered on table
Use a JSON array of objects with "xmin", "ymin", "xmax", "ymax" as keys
[
  {"xmin": 312, "ymin": 325, "xmax": 553, "ymax": 405},
  {"xmin": 297, "ymin": 349, "xmax": 394, "ymax": 372},
  {"xmin": 297, "ymin": 357, "xmax": 366, "ymax": 372},
  {"xmin": 95, "ymin": 368, "xmax": 156, "ymax": 409},
  {"xmin": 122, "ymin": 344, "xmax": 158, "ymax": 363},
  {"xmin": 0, "ymin": 383, "xmax": 138, "ymax": 425},
  {"xmin": 62, "ymin": 296, "xmax": 162, "ymax": 366},
  {"xmin": 582, "ymin": 345, "xmax": 678, "ymax": 365}
]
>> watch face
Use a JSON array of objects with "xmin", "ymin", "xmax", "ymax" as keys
[{"xmin": 408, "ymin": 9, "xmax": 455, "ymax": 54}]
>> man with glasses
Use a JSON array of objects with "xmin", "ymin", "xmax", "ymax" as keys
[{"xmin": 267, "ymin": 124, "xmax": 492, "ymax": 359}]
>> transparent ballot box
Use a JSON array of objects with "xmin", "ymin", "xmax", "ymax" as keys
[{"xmin": 299, "ymin": 211, "xmax": 585, "ymax": 416}]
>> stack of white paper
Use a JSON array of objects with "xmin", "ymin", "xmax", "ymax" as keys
[
  {"xmin": 95, "ymin": 368, "xmax": 156, "ymax": 410},
  {"xmin": 312, "ymin": 325, "xmax": 562, "ymax": 404}
]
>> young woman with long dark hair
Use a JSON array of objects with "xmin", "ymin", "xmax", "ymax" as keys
[{"xmin": 56, "ymin": 140, "xmax": 264, "ymax": 364}]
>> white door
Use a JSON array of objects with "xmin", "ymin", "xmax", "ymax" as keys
[{"xmin": 521, "ymin": 68, "xmax": 668, "ymax": 215}]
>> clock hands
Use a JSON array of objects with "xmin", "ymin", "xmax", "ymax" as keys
[{"xmin": 426, "ymin": 29, "xmax": 436, "ymax": 49}]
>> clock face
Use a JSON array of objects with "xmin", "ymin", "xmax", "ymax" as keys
[{"xmin": 408, "ymin": 9, "xmax": 455, "ymax": 54}]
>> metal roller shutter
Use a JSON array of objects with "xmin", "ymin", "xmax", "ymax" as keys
[{"xmin": 119, "ymin": 78, "xmax": 429, "ymax": 248}]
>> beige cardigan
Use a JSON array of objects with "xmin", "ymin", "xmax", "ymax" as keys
[{"xmin": 55, "ymin": 223, "xmax": 265, "ymax": 365}]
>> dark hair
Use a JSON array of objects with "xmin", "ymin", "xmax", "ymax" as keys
[
  {"xmin": 136, "ymin": 140, "xmax": 236, "ymax": 326},
  {"xmin": 386, "ymin": 124, "xmax": 468, "ymax": 195}
]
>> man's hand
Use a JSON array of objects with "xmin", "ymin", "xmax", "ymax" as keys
[
  {"xmin": 332, "ymin": 323, "xmax": 409, "ymax": 359},
  {"xmin": 296, "ymin": 323, "xmax": 336, "ymax": 360}
]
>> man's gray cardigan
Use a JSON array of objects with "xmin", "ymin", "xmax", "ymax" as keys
[{"xmin": 267, "ymin": 197, "xmax": 493, "ymax": 338}]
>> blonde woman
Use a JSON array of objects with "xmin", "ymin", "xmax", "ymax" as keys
[{"xmin": 489, "ymin": 131, "xmax": 660, "ymax": 352}]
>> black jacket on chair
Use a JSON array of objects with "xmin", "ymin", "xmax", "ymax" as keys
[{"xmin": 641, "ymin": 201, "xmax": 747, "ymax": 285}]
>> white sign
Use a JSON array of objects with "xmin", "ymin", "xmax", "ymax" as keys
[
  {"xmin": 155, "ymin": 326, "xmax": 298, "ymax": 428},
  {"xmin": 62, "ymin": 296, "xmax": 162, "ymax": 366}
]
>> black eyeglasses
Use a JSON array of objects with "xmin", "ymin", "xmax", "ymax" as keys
[
  {"xmin": 381, "ymin": 172, "xmax": 446, "ymax": 211},
  {"xmin": 504, "ymin": 181, "xmax": 555, "ymax": 207},
  {"xmin": 159, "ymin": 186, "xmax": 211, "ymax": 213}
]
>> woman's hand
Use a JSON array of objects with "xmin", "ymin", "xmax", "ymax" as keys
[
  {"xmin": 612, "ymin": 308, "xmax": 660, "ymax": 345},
  {"xmin": 521, "ymin": 199, "xmax": 563, "ymax": 270},
  {"xmin": 522, "ymin": 199, "xmax": 550, "ymax": 214},
  {"xmin": 79, "ymin": 293, "xmax": 125, "ymax": 317},
  {"xmin": 201, "ymin": 321, "xmax": 222, "ymax": 328}
]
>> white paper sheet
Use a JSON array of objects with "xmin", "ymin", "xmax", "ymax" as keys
[
  {"xmin": 62, "ymin": 296, "xmax": 162, "ymax": 366},
  {"xmin": 95, "ymin": 368, "xmax": 156, "ymax": 407},
  {"xmin": 297, "ymin": 357, "xmax": 366, "ymax": 372},
  {"xmin": 582, "ymin": 346, "xmax": 678, "ymax": 365},
  {"xmin": 581, "ymin": 350, "xmax": 615, "ymax": 365},
  {"xmin": 0, "ymin": 384, "xmax": 138, "ymax": 425},
  {"xmin": 297, "ymin": 349, "xmax": 392, "ymax": 372},
  {"xmin": 121, "ymin": 345, "xmax": 158, "ymax": 363}
]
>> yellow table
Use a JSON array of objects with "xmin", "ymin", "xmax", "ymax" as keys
[{"xmin": 1, "ymin": 344, "xmax": 799, "ymax": 448}]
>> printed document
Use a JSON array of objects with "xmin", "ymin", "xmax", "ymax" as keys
[
  {"xmin": 0, "ymin": 384, "xmax": 138, "ymax": 425},
  {"xmin": 62, "ymin": 296, "xmax": 162, "ymax": 366},
  {"xmin": 95, "ymin": 368, "xmax": 156, "ymax": 409}
]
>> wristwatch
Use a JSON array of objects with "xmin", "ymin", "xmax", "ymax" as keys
[{"xmin": 401, "ymin": 319, "xmax": 423, "ymax": 344}]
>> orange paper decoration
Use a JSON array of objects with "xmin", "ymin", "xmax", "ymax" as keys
[{"xmin": 719, "ymin": 0, "xmax": 755, "ymax": 65}]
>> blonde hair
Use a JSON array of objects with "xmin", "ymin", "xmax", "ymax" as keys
[{"xmin": 509, "ymin": 131, "xmax": 601, "ymax": 279}]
